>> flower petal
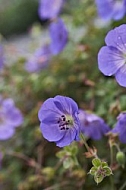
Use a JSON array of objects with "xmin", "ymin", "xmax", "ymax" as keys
[
  {"xmin": 98, "ymin": 46, "xmax": 125, "ymax": 76},
  {"xmin": 115, "ymin": 64, "xmax": 126, "ymax": 87},
  {"xmin": 55, "ymin": 128, "xmax": 77, "ymax": 147},
  {"xmin": 95, "ymin": 0, "xmax": 113, "ymax": 20},
  {"xmin": 0, "ymin": 125, "xmax": 15, "ymax": 140},
  {"xmin": 40, "ymin": 122, "xmax": 64, "ymax": 141},
  {"xmin": 112, "ymin": 1, "xmax": 126, "ymax": 20},
  {"xmin": 54, "ymin": 95, "xmax": 79, "ymax": 115},
  {"xmin": 49, "ymin": 18, "xmax": 68, "ymax": 55},
  {"xmin": 38, "ymin": 98, "xmax": 62, "ymax": 122},
  {"xmin": 105, "ymin": 24, "xmax": 126, "ymax": 51}
]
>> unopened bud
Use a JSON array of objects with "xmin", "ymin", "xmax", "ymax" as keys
[{"xmin": 116, "ymin": 151, "xmax": 125, "ymax": 168}]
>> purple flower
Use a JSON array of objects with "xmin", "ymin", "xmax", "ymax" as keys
[
  {"xmin": 78, "ymin": 109, "xmax": 110, "ymax": 140},
  {"xmin": 49, "ymin": 18, "xmax": 68, "ymax": 55},
  {"xmin": 38, "ymin": 0, "xmax": 64, "ymax": 20},
  {"xmin": 111, "ymin": 112, "xmax": 126, "ymax": 143},
  {"xmin": 95, "ymin": 0, "xmax": 126, "ymax": 21},
  {"xmin": 25, "ymin": 45, "xmax": 52, "ymax": 73},
  {"xmin": 0, "ymin": 97, "xmax": 23, "ymax": 140},
  {"xmin": 0, "ymin": 45, "xmax": 4, "ymax": 70},
  {"xmin": 38, "ymin": 95, "xmax": 81, "ymax": 147},
  {"xmin": 98, "ymin": 24, "xmax": 126, "ymax": 87}
]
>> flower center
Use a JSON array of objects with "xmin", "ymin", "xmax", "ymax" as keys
[{"xmin": 58, "ymin": 114, "xmax": 74, "ymax": 130}]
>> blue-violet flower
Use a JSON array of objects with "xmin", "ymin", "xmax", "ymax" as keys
[
  {"xmin": 98, "ymin": 24, "xmax": 126, "ymax": 87},
  {"xmin": 78, "ymin": 109, "xmax": 110, "ymax": 140},
  {"xmin": 38, "ymin": 95, "xmax": 81, "ymax": 147},
  {"xmin": 38, "ymin": 0, "xmax": 64, "ymax": 20},
  {"xmin": 0, "ymin": 97, "xmax": 23, "ymax": 140},
  {"xmin": 25, "ymin": 45, "xmax": 52, "ymax": 73},
  {"xmin": 95, "ymin": 0, "xmax": 126, "ymax": 21},
  {"xmin": 111, "ymin": 112, "xmax": 126, "ymax": 143},
  {"xmin": 49, "ymin": 18, "xmax": 68, "ymax": 55}
]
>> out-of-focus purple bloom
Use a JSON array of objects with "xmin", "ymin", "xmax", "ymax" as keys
[
  {"xmin": 25, "ymin": 45, "xmax": 52, "ymax": 73},
  {"xmin": 98, "ymin": 24, "xmax": 126, "ymax": 87},
  {"xmin": 49, "ymin": 18, "xmax": 68, "ymax": 55},
  {"xmin": 38, "ymin": 95, "xmax": 81, "ymax": 147},
  {"xmin": 78, "ymin": 109, "xmax": 110, "ymax": 140},
  {"xmin": 111, "ymin": 112, "xmax": 126, "ymax": 143},
  {"xmin": 38, "ymin": 0, "xmax": 64, "ymax": 20},
  {"xmin": 0, "ymin": 97, "xmax": 23, "ymax": 140},
  {"xmin": 95, "ymin": 0, "xmax": 126, "ymax": 21},
  {"xmin": 0, "ymin": 45, "xmax": 4, "ymax": 70}
]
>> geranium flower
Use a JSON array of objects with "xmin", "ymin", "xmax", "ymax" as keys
[
  {"xmin": 0, "ymin": 97, "xmax": 23, "ymax": 140},
  {"xmin": 111, "ymin": 112, "xmax": 126, "ymax": 143},
  {"xmin": 25, "ymin": 45, "xmax": 52, "ymax": 72},
  {"xmin": 38, "ymin": 0, "xmax": 64, "ymax": 20},
  {"xmin": 38, "ymin": 95, "xmax": 81, "ymax": 147},
  {"xmin": 98, "ymin": 24, "xmax": 126, "ymax": 87},
  {"xmin": 78, "ymin": 109, "xmax": 110, "ymax": 140},
  {"xmin": 95, "ymin": 0, "xmax": 126, "ymax": 21},
  {"xmin": 49, "ymin": 18, "xmax": 68, "ymax": 55}
]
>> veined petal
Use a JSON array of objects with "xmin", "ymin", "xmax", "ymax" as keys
[
  {"xmin": 105, "ymin": 25, "xmax": 126, "ymax": 52},
  {"xmin": 115, "ymin": 64, "xmax": 126, "ymax": 87},
  {"xmin": 55, "ymin": 127, "xmax": 77, "ymax": 147},
  {"xmin": 40, "ymin": 123, "xmax": 64, "ymax": 141},
  {"xmin": 38, "ymin": 98, "xmax": 62, "ymax": 122},
  {"xmin": 98, "ymin": 46, "xmax": 125, "ymax": 76},
  {"xmin": 54, "ymin": 95, "xmax": 79, "ymax": 115}
]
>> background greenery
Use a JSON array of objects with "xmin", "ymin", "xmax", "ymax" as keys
[{"xmin": 0, "ymin": 0, "xmax": 126, "ymax": 189}]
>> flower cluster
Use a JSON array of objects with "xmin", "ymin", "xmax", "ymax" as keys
[
  {"xmin": 25, "ymin": 0, "xmax": 68, "ymax": 73},
  {"xmin": 95, "ymin": 0, "xmax": 126, "ymax": 21},
  {"xmin": 98, "ymin": 24, "xmax": 126, "ymax": 87},
  {"xmin": 0, "ymin": 97, "xmax": 23, "ymax": 140}
]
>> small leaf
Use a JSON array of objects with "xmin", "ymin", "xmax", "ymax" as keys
[{"xmin": 92, "ymin": 158, "xmax": 101, "ymax": 167}]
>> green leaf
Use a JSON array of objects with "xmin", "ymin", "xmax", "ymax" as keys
[{"xmin": 103, "ymin": 166, "xmax": 113, "ymax": 176}]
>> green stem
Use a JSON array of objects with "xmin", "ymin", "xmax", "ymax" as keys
[
  {"xmin": 110, "ymin": 145, "xmax": 114, "ymax": 167},
  {"xmin": 80, "ymin": 133, "xmax": 98, "ymax": 158},
  {"xmin": 110, "ymin": 175, "xmax": 115, "ymax": 190},
  {"xmin": 80, "ymin": 133, "xmax": 90, "ymax": 152}
]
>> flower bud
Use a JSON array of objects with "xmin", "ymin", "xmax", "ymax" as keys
[{"xmin": 116, "ymin": 151, "xmax": 125, "ymax": 168}]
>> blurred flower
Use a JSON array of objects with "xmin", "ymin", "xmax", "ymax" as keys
[
  {"xmin": 78, "ymin": 109, "xmax": 110, "ymax": 140},
  {"xmin": 0, "ymin": 45, "xmax": 4, "ymax": 70},
  {"xmin": 111, "ymin": 112, "xmax": 126, "ymax": 143},
  {"xmin": 0, "ymin": 97, "xmax": 23, "ymax": 140},
  {"xmin": 38, "ymin": 0, "xmax": 64, "ymax": 20},
  {"xmin": 49, "ymin": 18, "xmax": 68, "ymax": 55},
  {"xmin": 38, "ymin": 95, "xmax": 80, "ymax": 147},
  {"xmin": 25, "ymin": 45, "xmax": 52, "ymax": 72},
  {"xmin": 98, "ymin": 24, "xmax": 126, "ymax": 87},
  {"xmin": 95, "ymin": 0, "xmax": 126, "ymax": 21}
]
